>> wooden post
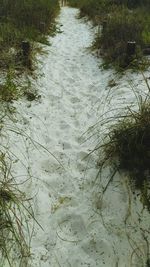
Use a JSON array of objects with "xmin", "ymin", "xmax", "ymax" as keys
[
  {"xmin": 39, "ymin": 22, "xmax": 46, "ymax": 32},
  {"xmin": 21, "ymin": 41, "xmax": 31, "ymax": 69},
  {"xmin": 95, "ymin": 15, "xmax": 101, "ymax": 36},
  {"xmin": 125, "ymin": 41, "xmax": 136, "ymax": 65},
  {"xmin": 102, "ymin": 20, "xmax": 107, "ymax": 31},
  {"xmin": 22, "ymin": 41, "xmax": 30, "ymax": 57},
  {"xmin": 127, "ymin": 41, "xmax": 136, "ymax": 57},
  {"xmin": 143, "ymin": 47, "xmax": 150, "ymax": 55}
]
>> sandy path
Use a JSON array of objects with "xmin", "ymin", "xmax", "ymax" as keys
[
  {"xmin": 2, "ymin": 6, "xmax": 149, "ymax": 267},
  {"xmin": 28, "ymin": 8, "xmax": 113, "ymax": 266}
]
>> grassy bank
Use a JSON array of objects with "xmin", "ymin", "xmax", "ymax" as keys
[
  {"xmin": 86, "ymin": 75, "xmax": 150, "ymax": 211},
  {"xmin": 0, "ymin": 0, "xmax": 59, "ymax": 102},
  {"xmin": 0, "ymin": 0, "xmax": 59, "ymax": 71},
  {"xmin": 101, "ymin": 98, "xmax": 150, "ymax": 210},
  {"xmin": 68, "ymin": 0, "xmax": 150, "ymax": 70},
  {"xmin": 0, "ymin": 1, "xmax": 59, "ymax": 264}
]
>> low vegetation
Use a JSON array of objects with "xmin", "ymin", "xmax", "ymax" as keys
[
  {"xmin": 0, "ymin": 152, "xmax": 34, "ymax": 266},
  {"xmin": 0, "ymin": 1, "xmax": 60, "ymax": 264},
  {"xmin": 68, "ymin": 0, "xmax": 150, "ymax": 70},
  {"xmin": 0, "ymin": 0, "xmax": 59, "ymax": 103},
  {"xmin": 0, "ymin": 70, "xmax": 19, "ymax": 102},
  {"xmin": 0, "ymin": 0, "xmax": 59, "ymax": 71},
  {"xmin": 103, "ymin": 101, "xmax": 150, "ymax": 188},
  {"xmin": 91, "ymin": 77, "xmax": 150, "ymax": 211}
]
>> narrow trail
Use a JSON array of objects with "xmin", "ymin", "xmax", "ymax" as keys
[
  {"xmin": 28, "ymin": 8, "xmax": 113, "ymax": 265},
  {"xmin": 4, "ymin": 7, "xmax": 149, "ymax": 267}
]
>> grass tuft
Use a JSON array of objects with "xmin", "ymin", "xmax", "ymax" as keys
[
  {"xmin": 0, "ymin": 152, "xmax": 34, "ymax": 266},
  {"xmin": 68, "ymin": 0, "xmax": 150, "ymax": 70},
  {"xmin": 103, "ymin": 101, "xmax": 150, "ymax": 188},
  {"xmin": 0, "ymin": 70, "xmax": 19, "ymax": 102},
  {"xmin": 0, "ymin": 0, "xmax": 60, "ymax": 71}
]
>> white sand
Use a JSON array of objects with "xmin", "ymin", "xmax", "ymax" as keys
[{"xmin": 1, "ymin": 7, "xmax": 150, "ymax": 267}]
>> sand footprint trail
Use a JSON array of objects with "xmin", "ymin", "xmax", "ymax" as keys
[
  {"xmin": 27, "ymin": 7, "xmax": 114, "ymax": 266},
  {"xmin": 4, "ymin": 6, "xmax": 149, "ymax": 267}
]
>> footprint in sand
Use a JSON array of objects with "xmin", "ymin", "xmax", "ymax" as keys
[
  {"xmin": 70, "ymin": 96, "xmax": 80, "ymax": 104},
  {"xmin": 58, "ymin": 213, "xmax": 87, "ymax": 240},
  {"xmin": 60, "ymin": 120, "xmax": 71, "ymax": 130},
  {"xmin": 62, "ymin": 142, "xmax": 72, "ymax": 150},
  {"xmin": 41, "ymin": 159, "xmax": 61, "ymax": 173},
  {"xmin": 81, "ymin": 237, "xmax": 116, "ymax": 266}
]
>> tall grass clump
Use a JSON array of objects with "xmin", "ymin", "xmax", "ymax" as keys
[
  {"xmin": 68, "ymin": 0, "xmax": 150, "ymax": 19},
  {"xmin": 94, "ymin": 77, "xmax": 150, "ymax": 209},
  {"xmin": 68, "ymin": 0, "xmax": 150, "ymax": 70},
  {"xmin": 0, "ymin": 0, "xmax": 59, "ymax": 41},
  {"xmin": 67, "ymin": 0, "xmax": 81, "ymax": 8},
  {"xmin": 0, "ymin": 70, "xmax": 19, "ymax": 102},
  {"xmin": 0, "ymin": 0, "xmax": 59, "ymax": 70},
  {"xmin": 1, "ymin": 0, "xmax": 59, "ymax": 36},
  {"xmin": 94, "ymin": 8, "xmax": 148, "ymax": 69},
  {"xmin": 68, "ymin": 0, "xmax": 111, "ymax": 22},
  {"xmin": 0, "ymin": 152, "xmax": 34, "ymax": 266},
  {"xmin": 103, "ymin": 101, "xmax": 150, "ymax": 188}
]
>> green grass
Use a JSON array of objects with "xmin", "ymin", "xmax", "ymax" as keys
[
  {"xmin": 0, "ymin": 0, "xmax": 60, "ymax": 103},
  {"xmin": 94, "ymin": 7, "xmax": 150, "ymax": 69},
  {"xmin": 0, "ymin": 152, "xmax": 34, "ymax": 266},
  {"xmin": 82, "ymin": 75, "xmax": 150, "ymax": 211},
  {"xmin": 92, "ymin": 75, "xmax": 150, "ymax": 210},
  {"xmin": 0, "ymin": 70, "xmax": 19, "ymax": 102},
  {"xmin": 0, "ymin": 0, "xmax": 60, "ymax": 71},
  {"xmin": 0, "ymin": 0, "xmax": 59, "ymax": 38},
  {"xmin": 103, "ymin": 101, "xmax": 150, "ymax": 188},
  {"xmin": 68, "ymin": 0, "xmax": 150, "ymax": 70}
]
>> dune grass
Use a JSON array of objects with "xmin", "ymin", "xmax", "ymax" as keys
[
  {"xmin": 0, "ymin": 0, "xmax": 59, "ymax": 71},
  {"xmin": 0, "ymin": 0, "xmax": 59, "ymax": 103},
  {"xmin": 94, "ymin": 7, "xmax": 150, "ymax": 70},
  {"xmin": 103, "ymin": 100, "xmax": 150, "ymax": 188},
  {"xmin": 0, "ymin": 152, "xmax": 34, "ymax": 266},
  {"xmin": 0, "ymin": 70, "xmax": 19, "ymax": 102},
  {"xmin": 90, "ymin": 75, "xmax": 150, "ymax": 211},
  {"xmin": 68, "ymin": 0, "xmax": 150, "ymax": 70}
]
